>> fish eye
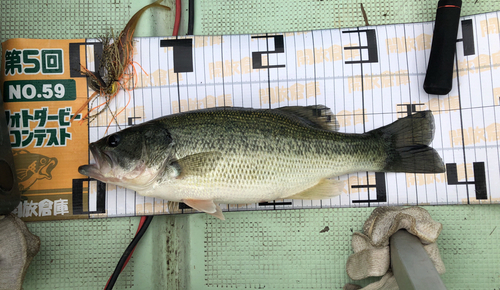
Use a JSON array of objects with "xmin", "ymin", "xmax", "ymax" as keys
[{"xmin": 107, "ymin": 134, "xmax": 121, "ymax": 147}]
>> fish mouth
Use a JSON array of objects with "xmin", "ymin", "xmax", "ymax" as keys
[
  {"xmin": 78, "ymin": 144, "xmax": 114, "ymax": 180},
  {"xmin": 39, "ymin": 158, "xmax": 57, "ymax": 180}
]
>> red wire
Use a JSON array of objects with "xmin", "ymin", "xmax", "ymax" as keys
[
  {"xmin": 104, "ymin": 216, "xmax": 147, "ymax": 289},
  {"xmin": 173, "ymin": 0, "xmax": 181, "ymax": 36},
  {"xmin": 438, "ymin": 5, "xmax": 461, "ymax": 9},
  {"xmin": 121, "ymin": 216, "xmax": 147, "ymax": 270}
]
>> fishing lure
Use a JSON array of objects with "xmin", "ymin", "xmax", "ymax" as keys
[{"xmin": 72, "ymin": 0, "xmax": 171, "ymax": 125}]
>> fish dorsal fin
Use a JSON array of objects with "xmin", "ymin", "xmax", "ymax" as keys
[
  {"xmin": 175, "ymin": 151, "xmax": 223, "ymax": 178},
  {"xmin": 274, "ymin": 105, "xmax": 339, "ymax": 132},
  {"xmin": 182, "ymin": 199, "xmax": 225, "ymax": 220}
]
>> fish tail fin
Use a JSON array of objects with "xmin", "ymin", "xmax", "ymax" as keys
[{"xmin": 374, "ymin": 111, "xmax": 445, "ymax": 173}]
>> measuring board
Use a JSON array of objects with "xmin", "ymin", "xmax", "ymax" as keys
[{"xmin": 3, "ymin": 11, "xmax": 500, "ymax": 220}]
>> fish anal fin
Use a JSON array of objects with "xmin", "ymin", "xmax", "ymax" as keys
[
  {"xmin": 166, "ymin": 201, "xmax": 180, "ymax": 214},
  {"xmin": 285, "ymin": 178, "xmax": 344, "ymax": 200},
  {"xmin": 182, "ymin": 199, "xmax": 225, "ymax": 220},
  {"xmin": 176, "ymin": 151, "xmax": 223, "ymax": 178}
]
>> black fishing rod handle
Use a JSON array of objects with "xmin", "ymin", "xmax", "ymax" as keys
[{"xmin": 423, "ymin": 0, "xmax": 462, "ymax": 95}]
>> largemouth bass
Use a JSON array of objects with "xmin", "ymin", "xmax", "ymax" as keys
[{"xmin": 79, "ymin": 106, "xmax": 445, "ymax": 219}]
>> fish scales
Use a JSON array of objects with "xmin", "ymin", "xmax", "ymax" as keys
[
  {"xmin": 79, "ymin": 106, "xmax": 445, "ymax": 219},
  {"xmin": 158, "ymin": 109, "xmax": 383, "ymax": 199}
]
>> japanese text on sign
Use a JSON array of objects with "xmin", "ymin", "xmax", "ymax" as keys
[
  {"xmin": 6, "ymin": 107, "xmax": 80, "ymax": 148},
  {"xmin": 4, "ymin": 49, "xmax": 64, "ymax": 75}
]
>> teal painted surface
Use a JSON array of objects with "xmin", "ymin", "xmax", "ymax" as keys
[
  {"xmin": 23, "ymin": 217, "xmax": 141, "ymax": 290},
  {"xmin": 195, "ymin": 0, "xmax": 499, "ymax": 35},
  {"xmin": 21, "ymin": 205, "xmax": 500, "ymax": 289},
  {"xmin": 187, "ymin": 206, "xmax": 500, "ymax": 289}
]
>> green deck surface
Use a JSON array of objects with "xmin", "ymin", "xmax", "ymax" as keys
[
  {"xmin": 22, "ymin": 206, "xmax": 500, "ymax": 289},
  {"xmin": 1, "ymin": 0, "xmax": 500, "ymax": 289}
]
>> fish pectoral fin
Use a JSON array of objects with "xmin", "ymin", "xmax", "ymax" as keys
[
  {"xmin": 176, "ymin": 151, "xmax": 223, "ymax": 178},
  {"xmin": 284, "ymin": 178, "xmax": 344, "ymax": 200},
  {"xmin": 182, "ymin": 199, "xmax": 225, "ymax": 220}
]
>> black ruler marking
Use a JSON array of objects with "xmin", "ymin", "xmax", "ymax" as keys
[
  {"xmin": 72, "ymin": 178, "xmax": 106, "ymax": 215},
  {"xmin": 446, "ymin": 162, "xmax": 487, "ymax": 200},
  {"xmin": 352, "ymin": 172, "xmax": 387, "ymax": 203}
]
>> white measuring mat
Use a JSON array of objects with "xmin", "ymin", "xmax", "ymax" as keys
[{"xmin": 86, "ymin": 11, "xmax": 500, "ymax": 218}]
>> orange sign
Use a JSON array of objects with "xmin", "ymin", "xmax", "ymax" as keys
[{"xmin": 1, "ymin": 38, "xmax": 90, "ymax": 221}]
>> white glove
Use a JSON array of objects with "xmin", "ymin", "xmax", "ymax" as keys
[{"xmin": 344, "ymin": 206, "xmax": 445, "ymax": 289}]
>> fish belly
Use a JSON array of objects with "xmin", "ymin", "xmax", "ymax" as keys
[{"xmin": 142, "ymin": 150, "xmax": 380, "ymax": 204}]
